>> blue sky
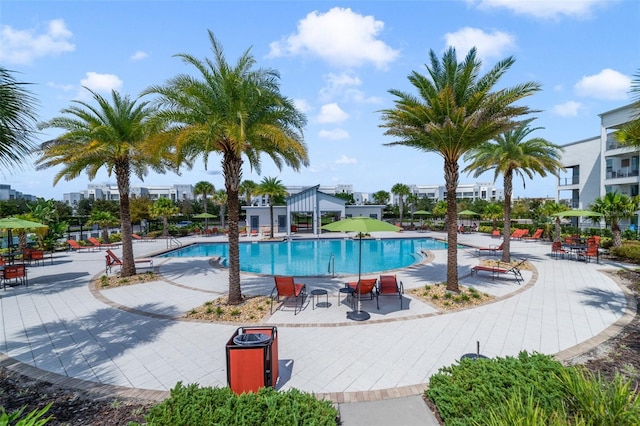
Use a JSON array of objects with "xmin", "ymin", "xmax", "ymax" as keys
[{"xmin": 1, "ymin": 0, "xmax": 637, "ymax": 201}]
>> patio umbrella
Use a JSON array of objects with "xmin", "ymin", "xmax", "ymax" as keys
[
  {"xmin": 458, "ymin": 210, "xmax": 479, "ymax": 228},
  {"xmin": 0, "ymin": 217, "xmax": 48, "ymax": 258},
  {"xmin": 413, "ymin": 210, "xmax": 431, "ymax": 230},
  {"xmin": 193, "ymin": 212, "xmax": 217, "ymax": 230},
  {"xmin": 321, "ymin": 217, "xmax": 401, "ymax": 321},
  {"xmin": 551, "ymin": 209, "xmax": 603, "ymax": 218}
]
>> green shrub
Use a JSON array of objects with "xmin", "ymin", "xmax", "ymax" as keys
[
  {"xmin": 0, "ymin": 403, "xmax": 53, "ymax": 426},
  {"xmin": 476, "ymin": 390, "xmax": 576, "ymax": 426},
  {"xmin": 139, "ymin": 383, "xmax": 337, "ymax": 426},
  {"xmin": 610, "ymin": 241, "xmax": 640, "ymax": 261}
]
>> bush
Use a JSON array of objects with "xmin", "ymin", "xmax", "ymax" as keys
[
  {"xmin": 138, "ymin": 383, "xmax": 338, "ymax": 426},
  {"xmin": 610, "ymin": 241, "xmax": 640, "ymax": 261}
]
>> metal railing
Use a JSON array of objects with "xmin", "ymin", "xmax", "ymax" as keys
[
  {"xmin": 327, "ymin": 253, "xmax": 335, "ymax": 277},
  {"xmin": 558, "ymin": 176, "xmax": 579, "ymax": 186},
  {"xmin": 167, "ymin": 235, "xmax": 183, "ymax": 249}
]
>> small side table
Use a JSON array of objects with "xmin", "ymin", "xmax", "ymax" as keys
[
  {"xmin": 310, "ymin": 289, "xmax": 329, "ymax": 309},
  {"xmin": 338, "ymin": 287, "xmax": 355, "ymax": 308}
]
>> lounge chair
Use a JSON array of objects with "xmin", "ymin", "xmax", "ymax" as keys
[
  {"xmin": 510, "ymin": 229, "xmax": 529, "ymax": 240},
  {"xmin": 67, "ymin": 239, "xmax": 98, "ymax": 252},
  {"xmin": 250, "ymin": 229, "xmax": 259, "ymax": 237},
  {"xmin": 471, "ymin": 259, "xmax": 526, "ymax": 284},
  {"xmin": 105, "ymin": 249, "xmax": 153, "ymax": 274},
  {"xmin": 378, "ymin": 275, "xmax": 404, "ymax": 309},
  {"xmin": 89, "ymin": 237, "xmax": 119, "ymax": 249},
  {"xmin": 271, "ymin": 276, "xmax": 306, "ymax": 315},
  {"xmin": 523, "ymin": 229, "xmax": 543, "ymax": 242},
  {"xmin": 491, "ymin": 230, "xmax": 501, "ymax": 238},
  {"xmin": 346, "ymin": 278, "xmax": 379, "ymax": 309},
  {"xmin": 551, "ymin": 241, "xmax": 568, "ymax": 259},
  {"xmin": 476, "ymin": 241, "xmax": 504, "ymax": 256},
  {"xmin": 132, "ymin": 233, "xmax": 154, "ymax": 242}
]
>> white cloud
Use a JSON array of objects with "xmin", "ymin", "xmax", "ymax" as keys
[
  {"xmin": 80, "ymin": 72, "xmax": 123, "ymax": 94},
  {"xmin": 336, "ymin": 154, "xmax": 357, "ymax": 164},
  {"xmin": 319, "ymin": 72, "xmax": 382, "ymax": 104},
  {"xmin": 130, "ymin": 50, "xmax": 149, "ymax": 61},
  {"xmin": 294, "ymin": 98, "xmax": 313, "ymax": 114},
  {"xmin": 468, "ymin": 0, "xmax": 608, "ymax": 19},
  {"xmin": 319, "ymin": 128, "xmax": 349, "ymax": 140},
  {"xmin": 444, "ymin": 27, "xmax": 516, "ymax": 62},
  {"xmin": 316, "ymin": 103, "xmax": 349, "ymax": 123},
  {"xmin": 0, "ymin": 19, "xmax": 75, "ymax": 65},
  {"xmin": 268, "ymin": 7, "xmax": 399, "ymax": 69},
  {"xmin": 574, "ymin": 68, "xmax": 631, "ymax": 100},
  {"xmin": 552, "ymin": 101, "xmax": 583, "ymax": 117},
  {"xmin": 46, "ymin": 81, "xmax": 75, "ymax": 92}
]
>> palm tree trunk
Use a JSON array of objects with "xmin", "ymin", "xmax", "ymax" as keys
[
  {"xmin": 501, "ymin": 171, "xmax": 513, "ymax": 263},
  {"xmin": 612, "ymin": 223, "xmax": 622, "ymax": 248},
  {"xmin": 224, "ymin": 152, "xmax": 243, "ymax": 305},
  {"xmin": 444, "ymin": 159, "xmax": 459, "ymax": 293},
  {"xmin": 116, "ymin": 161, "xmax": 136, "ymax": 277}
]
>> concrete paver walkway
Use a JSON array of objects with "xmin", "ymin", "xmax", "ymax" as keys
[{"xmin": 0, "ymin": 231, "xmax": 635, "ymax": 423}]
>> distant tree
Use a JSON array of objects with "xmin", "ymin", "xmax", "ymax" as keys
[
  {"xmin": 372, "ymin": 190, "xmax": 390, "ymax": 206},
  {"xmin": 590, "ymin": 192, "xmax": 639, "ymax": 248},
  {"xmin": 334, "ymin": 192, "xmax": 355, "ymax": 204},
  {"xmin": 150, "ymin": 197, "xmax": 179, "ymax": 237},
  {"xmin": 212, "ymin": 189, "xmax": 228, "ymax": 229},
  {"xmin": 432, "ymin": 201, "xmax": 447, "ymax": 219},
  {"xmin": 77, "ymin": 199, "xmax": 93, "ymax": 217},
  {"xmin": 92, "ymin": 199, "xmax": 120, "ymax": 218},
  {"xmin": 483, "ymin": 202, "xmax": 503, "ymax": 231},
  {"xmin": 539, "ymin": 200, "xmax": 568, "ymax": 242},
  {"xmin": 255, "ymin": 177, "xmax": 287, "ymax": 237},
  {"xmin": 391, "ymin": 183, "xmax": 411, "ymax": 225},
  {"xmin": 194, "ymin": 181, "xmax": 215, "ymax": 228},
  {"xmin": 129, "ymin": 195, "xmax": 152, "ymax": 224},
  {"xmin": 617, "ymin": 68, "xmax": 640, "ymax": 146},
  {"xmin": 239, "ymin": 180, "xmax": 258, "ymax": 205},
  {"xmin": 86, "ymin": 210, "xmax": 119, "ymax": 243},
  {"xmin": 0, "ymin": 67, "xmax": 39, "ymax": 172}
]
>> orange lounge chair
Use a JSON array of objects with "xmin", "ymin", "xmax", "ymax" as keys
[
  {"xmin": 378, "ymin": 275, "xmax": 404, "ymax": 309},
  {"xmin": 476, "ymin": 241, "xmax": 504, "ymax": 256},
  {"xmin": 491, "ymin": 230, "xmax": 501, "ymax": 238},
  {"xmin": 67, "ymin": 239, "xmax": 97, "ymax": 252},
  {"xmin": 346, "ymin": 278, "xmax": 379, "ymax": 309},
  {"xmin": 471, "ymin": 259, "xmax": 526, "ymax": 284},
  {"xmin": 89, "ymin": 237, "xmax": 119, "ymax": 249},
  {"xmin": 510, "ymin": 229, "xmax": 529, "ymax": 240},
  {"xmin": 132, "ymin": 233, "xmax": 154, "ymax": 242},
  {"xmin": 271, "ymin": 276, "xmax": 306, "ymax": 315},
  {"xmin": 523, "ymin": 229, "xmax": 543, "ymax": 242},
  {"xmin": 105, "ymin": 249, "xmax": 153, "ymax": 274}
]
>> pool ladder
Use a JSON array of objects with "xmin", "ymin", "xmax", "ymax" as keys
[{"xmin": 327, "ymin": 253, "xmax": 335, "ymax": 277}]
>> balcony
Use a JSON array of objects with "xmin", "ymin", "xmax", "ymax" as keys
[
  {"xmin": 558, "ymin": 176, "xmax": 579, "ymax": 186},
  {"xmin": 605, "ymin": 169, "xmax": 640, "ymax": 180}
]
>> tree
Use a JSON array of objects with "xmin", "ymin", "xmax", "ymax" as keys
[
  {"xmin": 0, "ymin": 67, "xmax": 39, "ymax": 172},
  {"xmin": 391, "ymin": 183, "xmax": 411, "ymax": 225},
  {"xmin": 617, "ymin": 68, "xmax": 640, "ymax": 146},
  {"xmin": 239, "ymin": 180, "xmax": 258, "ymax": 205},
  {"xmin": 86, "ymin": 210, "xmax": 119, "ymax": 243},
  {"xmin": 380, "ymin": 47, "xmax": 540, "ymax": 292},
  {"xmin": 483, "ymin": 202, "xmax": 503, "ymax": 231},
  {"xmin": 212, "ymin": 189, "xmax": 228, "ymax": 229},
  {"xmin": 129, "ymin": 195, "xmax": 152, "ymax": 227},
  {"xmin": 194, "ymin": 180, "xmax": 215, "ymax": 229},
  {"xmin": 539, "ymin": 200, "xmax": 568, "ymax": 242},
  {"xmin": 590, "ymin": 192, "xmax": 639, "ymax": 248},
  {"xmin": 463, "ymin": 119, "xmax": 564, "ymax": 262},
  {"xmin": 150, "ymin": 197, "xmax": 179, "ymax": 237},
  {"xmin": 372, "ymin": 190, "xmax": 390, "ymax": 206},
  {"xmin": 144, "ymin": 31, "xmax": 308, "ymax": 305},
  {"xmin": 255, "ymin": 177, "xmax": 287, "ymax": 237},
  {"xmin": 36, "ymin": 88, "xmax": 173, "ymax": 277}
]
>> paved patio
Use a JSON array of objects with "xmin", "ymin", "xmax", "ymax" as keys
[{"xmin": 0, "ymin": 231, "xmax": 635, "ymax": 405}]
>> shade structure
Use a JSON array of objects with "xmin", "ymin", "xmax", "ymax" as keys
[
  {"xmin": 321, "ymin": 217, "xmax": 401, "ymax": 321},
  {"xmin": 413, "ymin": 210, "xmax": 431, "ymax": 231},
  {"xmin": 0, "ymin": 217, "xmax": 48, "ymax": 256},
  {"xmin": 193, "ymin": 212, "xmax": 217, "ymax": 219},
  {"xmin": 458, "ymin": 210, "xmax": 479, "ymax": 216},
  {"xmin": 552, "ymin": 209, "xmax": 603, "ymax": 218}
]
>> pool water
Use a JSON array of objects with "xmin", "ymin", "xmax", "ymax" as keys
[{"xmin": 158, "ymin": 238, "xmax": 448, "ymax": 276}]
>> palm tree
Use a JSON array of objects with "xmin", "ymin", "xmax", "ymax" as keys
[
  {"xmin": 144, "ymin": 31, "xmax": 308, "ymax": 305},
  {"xmin": 539, "ymin": 200, "xmax": 568, "ymax": 242},
  {"xmin": 372, "ymin": 190, "xmax": 390, "ymax": 206},
  {"xmin": 239, "ymin": 180, "xmax": 258, "ymax": 205},
  {"xmin": 86, "ymin": 210, "xmax": 119, "ymax": 243},
  {"xmin": 36, "ymin": 89, "xmax": 172, "ymax": 277},
  {"xmin": 617, "ymin": 68, "xmax": 640, "ymax": 146},
  {"xmin": 590, "ymin": 192, "xmax": 639, "ymax": 248},
  {"xmin": 380, "ymin": 47, "xmax": 540, "ymax": 292},
  {"xmin": 194, "ymin": 180, "xmax": 215, "ymax": 229},
  {"xmin": 391, "ymin": 183, "xmax": 411, "ymax": 226},
  {"xmin": 255, "ymin": 177, "xmax": 287, "ymax": 238},
  {"xmin": 483, "ymin": 202, "xmax": 503, "ymax": 232},
  {"xmin": 0, "ymin": 67, "xmax": 39, "ymax": 172},
  {"xmin": 150, "ymin": 197, "xmax": 179, "ymax": 237},
  {"xmin": 463, "ymin": 119, "xmax": 564, "ymax": 262},
  {"xmin": 212, "ymin": 189, "xmax": 227, "ymax": 229}
]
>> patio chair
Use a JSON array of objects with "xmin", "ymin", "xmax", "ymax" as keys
[
  {"xmin": 523, "ymin": 229, "xmax": 543, "ymax": 242},
  {"xmin": 551, "ymin": 241, "xmax": 568, "ymax": 259},
  {"xmin": 476, "ymin": 241, "xmax": 504, "ymax": 256},
  {"xmin": 67, "ymin": 239, "xmax": 98, "ymax": 252},
  {"xmin": 271, "ymin": 276, "xmax": 307, "ymax": 315},
  {"xmin": 105, "ymin": 249, "xmax": 153, "ymax": 274},
  {"xmin": 578, "ymin": 242, "xmax": 599, "ymax": 263},
  {"xmin": 23, "ymin": 248, "xmax": 46, "ymax": 266},
  {"xmin": 471, "ymin": 258, "xmax": 526, "ymax": 284},
  {"xmin": 89, "ymin": 237, "xmax": 119, "ymax": 249},
  {"xmin": 2, "ymin": 263, "xmax": 27, "ymax": 289},
  {"xmin": 378, "ymin": 275, "xmax": 404, "ymax": 309},
  {"xmin": 346, "ymin": 278, "xmax": 379, "ymax": 309}
]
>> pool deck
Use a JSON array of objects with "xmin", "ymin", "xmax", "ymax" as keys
[{"xmin": 0, "ymin": 231, "xmax": 636, "ymax": 423}]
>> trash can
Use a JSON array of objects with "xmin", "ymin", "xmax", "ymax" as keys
[{"xmin": 226, "ymin": 326, "xmax": 278, "ymax": 394}]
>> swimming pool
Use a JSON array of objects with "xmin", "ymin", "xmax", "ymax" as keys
[{"xmin": 158, "ymin": 238, "xmax": 448, "ymax": 276}]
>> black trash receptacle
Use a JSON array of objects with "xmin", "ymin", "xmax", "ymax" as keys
[{"xmin": 226, "ymin": 326, "xmax": 278, "ymax": 394}]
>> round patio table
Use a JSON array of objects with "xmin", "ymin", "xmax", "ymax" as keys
[
  {"xmin": 310, "ymin": 289, "xmax": 329, "ymax": 309},
  {"xmin": 338, "ymin": 287, "xmax": 355, "ymax": 308}
]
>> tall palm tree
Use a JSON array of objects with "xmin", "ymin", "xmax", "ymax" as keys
[
  {"xmin": 391, "ymin": 183, "xmax": 411, "ymax": 226},
  {"xmin": 239, "ymin": 180, "xmax": 258, "ymax": 205},
  {"xmin": 380, "ymin": 47, "xmax": 540, "ymax": 292},
  {"xmin": 372, "ymin": 190, "xmax": 390, "ymax": 206},
  {"xmin": 590, "ymin": 192, "xmax": 639, "ymax": 248},
  {"xmin": 463, "ymin": 119, "xmax": 564, "ymax": 262},
  {"xmin": 36, "ymin": 88, "xmax": 172, "ymax": 277},
  {"xmin": 150, "ymin": 197, "xmax": 179, "ymax": 237},
  {"xmin": 212, "ymin": 189, "xmax": 227, "ymax": 229},
  {"xmin": 255, "ymin": 176, "xmax": 287, "ymax": 238},
  {"xmin": 86, "ymin": 210, "xmax": 119, "ymax": 243},
  {"xmin": 144, "ymin": 31, "xmax": 308, "ymax": 305},
  {"xmin": 0, "ymin": 67, "xmax": 39, "ymax": 172},
  {"xmin": 194, "ymin": 180, "xmax": 215, "ymax": 229}
]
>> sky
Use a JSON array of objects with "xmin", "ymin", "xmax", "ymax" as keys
[{"xmin": 1, "ymin": 0, "xmax": 638, "ymax": 201}]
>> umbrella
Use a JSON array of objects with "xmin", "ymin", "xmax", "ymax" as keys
[
  {"xmin": 321, "ymin": 217, "xmax": 401, "ymax": 321},
  {"xmin": 552, "ymin": 209, "xmax": 603, "ymax": 217},
  {"xmin": 413, "ymin": 210, "xmax": 431, "ymax": 231},
  {"xmin": 0, "ymin": 217, "xmax": 48, "ymax": 258},
  {"xmin": 458, "ymin": 210, "xmax": 479, "ymax": 229},
  {"xmin": 193, "ymin": 212, "xmax": 217, "ymax": 230}
]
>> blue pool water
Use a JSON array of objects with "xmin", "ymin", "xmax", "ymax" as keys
[{"xmin": 158, "ymin": 238, "xmax": 448, "ymax": 276}]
